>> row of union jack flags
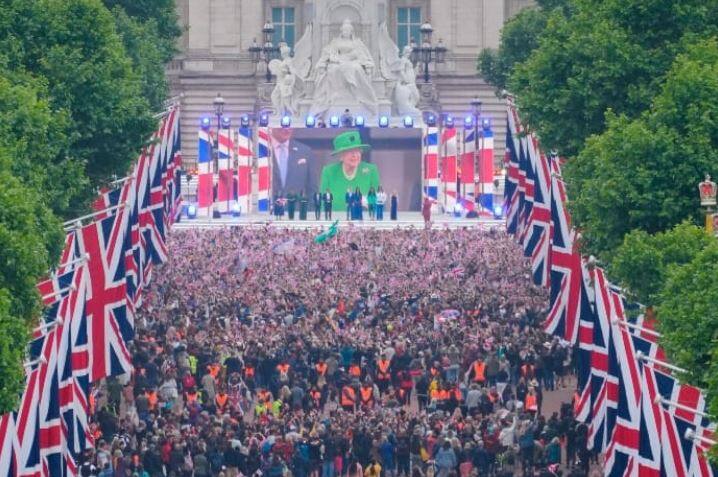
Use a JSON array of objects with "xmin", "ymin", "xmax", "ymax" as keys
[
  {"xmin": 504, "ymin": 97, "xmax": 716, "ymax": 476},
  {"xmin": 0, "ymin": 106, "xmax": 182, "ymax": 476}
]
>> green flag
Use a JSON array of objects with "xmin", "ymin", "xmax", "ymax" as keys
[{"xmin": 314, "ymin": 220, "xmax": 339, "ymax": 244}]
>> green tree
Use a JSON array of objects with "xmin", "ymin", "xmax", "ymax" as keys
[
  {"xmin": 658, "ymin": 241, "xmax": 718, "ymax": 397},
  {"xmin": 609, "ymin": 223, "xmax": 713, "ymax": 305},
  {"xmin": 0, "ymin": 0, "xmax": 156, "ymax": 209},
  {"xmin": 0, "ymin": 165, "xmax": 63, "ymax": 412},
  {"xmin": 478, "ymin": 7, "xmax": 550, "ymax": 92},
  {"xmin": 563, "ymin": 38, "xmax": 718, "ymax": 255},
  {"xmin": 103, "ymin": 0, "xmax": 181, "ymax": 54},
  {"xmin": 507, "ymin": 0, "xmax": 718, "ymax": 155}
]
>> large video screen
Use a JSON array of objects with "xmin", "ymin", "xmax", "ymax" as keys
[{"xmin": 268, "ymin": 128, "xmax": 423, "ymax": 211}]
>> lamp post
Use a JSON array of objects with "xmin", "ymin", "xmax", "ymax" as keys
[
  {"xmin": 410, "ymin": 21, "xmax": 447, "ymax": 83},
  {"xmin": 249, "ymin": 22, "xmax": 281, "ymax": 82},
  {"xmin": 698, "ymin": 173, "xmax": 717, "ymax": 235}
]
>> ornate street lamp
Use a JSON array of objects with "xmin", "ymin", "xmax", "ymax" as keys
[
  {"xmin": 698, "ymin": 173, "xmax": 717, "ymax": 235},
  {"xmin": 411, "ymin": 21, "xmax": 447, "ymax": 83},
  {"xmin": 248, "ymin": 22, "xmax": 280, "ymax": 82}
]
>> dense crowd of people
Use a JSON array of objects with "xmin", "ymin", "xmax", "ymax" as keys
[{"xmin": 81, "ymin": 227, "xmax": 594, "ymax": 477}]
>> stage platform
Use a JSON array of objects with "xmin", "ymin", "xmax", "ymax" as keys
[{"xmin": 173, "ymin": 212, "xmax": 504, "ymax": 230}]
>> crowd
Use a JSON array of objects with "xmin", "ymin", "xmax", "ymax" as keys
[{"xmin": 81, "ymin": 227, "xmax": 594, "ymax": 477}]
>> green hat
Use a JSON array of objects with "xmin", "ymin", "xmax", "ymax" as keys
[{"xmin": 331, "ymin": 130, "xmax": 370, "ymax": 155}]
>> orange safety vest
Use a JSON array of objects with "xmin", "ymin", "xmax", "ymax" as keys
[
  {"xmin": 310, "ymin": 390, "xmax": 321, "ymax": 402},
  {"xmin": 277, "ymin": 363, "xmax": 290, "ymax": 374},
  {"xmin": 438, "ymin": 390, "xmax": 450, "ymax": 401},
  {"xmin": 208, "ymin": 364, "xmax": 221, "ymax": 378},
  {"xmin": 377, "ymin": 360, "xmax": 391, "ymax": 380},
  {"xmin": 430, "ymin": 367, "xmax": 440, "ymax": 377},
  {"xmin": 146, "ymin": 391, "xmax": 158, "ymax": 410},
  {"xmin": 316, "ymin": 362, "xmax": 328, "ymax": 376},
  {"xmin": 525, "ymin": 394, "xmax": 538, "ymax": 412},
  {"xmin": 349, "ymin": 364, "xmax": 362, "ymax": 377},
  {"xmin": 216, "ymin": 393, "xmax": 229, "ymax": 408},
  {"xmin": 360, "ymin": 386, "xmax": 374, "ymax": 404},
  {"xmin": 341, "ymin": 386, "xmax": 356, "ymax": 406},
  {"xmin": 186, "ymin": 391, "xmax": 199, "ymax": 404},
  {"xmin": 258, "ymin": 390, "xmax": 271, "ymax": 403},
  {"xmin": 488, "ymin": 393, "xmax": 498, "ymax": 403},
  {"xmin": 244, "ymin": 366, "xmax": 255, "ymax": 378},
  {"xmin": 472, "ymin": 361, "xmax": 486, "ymax": 382}
]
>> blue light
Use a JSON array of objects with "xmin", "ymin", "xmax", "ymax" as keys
[
  {"xmin": 329, "ymin": 115, "xmax": 340, "ymax": 128},
  {"xmin": 281, "ymin": 115, "xmax": 291, "ymax": 128},
  {"xmin": 493, "ymin": 205, "xmax": 503, "ymax": 218},
  {"xmin": 240, "ymin": 115, "xmax": 250, "ymax": 128},
  {"xmin": 200, "ymin": 117, "xmax": 211, "ymax": 129},
  {"xmin": 482, "ymin": 118, "xmax": 491, "ymax": 130},
  {"xmin": 305, "ymin": 115, "xmax": 316, "ymax": 128},
  {"xmin": 426, "ymin": 114, "xmax": 437, "ymax": 127},
  {"xmin": 464, "ymin": 116, "xmax": 474, "ymax": 129},
  {"xmin": 187, "ymin": 204, "xmax": 197, "ymax": 219},
  {"xmin": 231, "ymin": 202, "xmax": 241, "ymax": 217},
  {"xmin": 445, "ymin": 115, "xmax": 455, "ymax": 128},
  {"xmin": 221, "ymin": 116, "xmax": 232, "ymax": 128},
  {"xmin": 378, "ymin": 116, "xmax": 390, "ymax": 128},
  {"xmin": 403, "ymin": 116, "xmax": 414, "ymax": 128},
  {"xmin": 355, "ymin": 115, "xmax": 365, "ymax": 127},
  {"xmin": 259, "ymin": 113, "xmax": 269, "ymax": 127}
]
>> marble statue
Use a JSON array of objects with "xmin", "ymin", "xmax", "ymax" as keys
[
  {"xmin": 268, "ymin": 25, "xmax": 313, "ymax": 116},
  {"xmin": 378, "ymin": 22, "xmax": 420, "ymax": 116},
  {"xmin": 312, "ymin": 19, "xmax": 379, "ymax": 116}
]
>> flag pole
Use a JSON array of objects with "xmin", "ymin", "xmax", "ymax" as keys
[
  {"xmin": 636, "ymin": 351, "xmax": 687, "ymax": 374},
  {"xmin": 611, "ymin": 319, "xmax": 661, "ymax": 338},
  {"xmin": 656, "ymin": 396, "xmax": 709, "ymax": 418},
  {"xmin": 62, "ymin": 203, "xmax": 126, "ymax": 227},
  {"xmin": 40, "ymin": 283, "xmax": 77, "ymax": 303}
]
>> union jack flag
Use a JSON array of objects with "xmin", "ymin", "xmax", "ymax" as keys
[
  {"xmin": 504, "ymin": 116, "xmax": 520, "ymax": 235},
  {"xmin": 77, "ymin": 211, "xmax": 132, "ymax": 381},
  {"xmin": 544, "ymin": 155, "xmax": 586, "ymax": 344},
  {"xmin": 522, "ymin": 141, "xmax": 552, "ymax": 287}
]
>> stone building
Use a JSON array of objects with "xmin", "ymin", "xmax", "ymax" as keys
[{"xmin": 169, "ymin": 0, "xmax": 535, "ymax": 166}]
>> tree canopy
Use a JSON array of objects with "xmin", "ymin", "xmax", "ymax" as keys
[{"xmin": 0, "ymin": 0, "xmax": 179, "ymax": 413}]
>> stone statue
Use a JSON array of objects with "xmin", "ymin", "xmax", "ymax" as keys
[
  {"xmin": 312, "ymin": 19, "xmax": 378, "ymax": 116},
  {"xmin": 378, "ymin": 22, "xmax": 420, "ymax": 116},
  {"xmin": 268, "ymin": 24, "xmax": 313, "ymax": 116}
]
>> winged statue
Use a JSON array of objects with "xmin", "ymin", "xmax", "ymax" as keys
[
  {"xmin": 377, "ymin": 22, "xmax": 420, "ymax": 116},
  {"xmin": 268, "ymin": 23, "xmax": 313, "ymax": 116}
]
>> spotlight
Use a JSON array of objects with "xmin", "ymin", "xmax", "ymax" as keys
[
  {"xmin": 493, "ymin": 204, "xmax": 503, "ymax": 219},
  {"xmin": 259, "ymin": 112, "xmax": 269, "ymax": 127},
  {"xmin": 444, "ymin": 115, "xmax": 455, "ymax": 129},
  {"xmin": 426, "ymin": 114, "xmax": 437, "ymax": 127},
  {"xmin": 240, "ymin": 115, "xmax": 250, "ymax": 128},
  {"xmin": 221, "ymin": 116, "xmax": 232, "ymax": 129},
  {"xmin": 200, "ymin": 117, "xmax": 211, "ymax": 129},
  {"xmin": 378, "ymin": 116, "xmax": 390, "ymax": 128},
  {"xmin": 281, "ymin": 115, "xmax": 291, "ymax": 128},
  {"xmin": 305, "ymin": 115, "xmax": 316, "ymax": 128},
  {"xmin": 355, "ymin": 115, "xmax": 365, "ymax": 127},
  {"xmin": 464, "ymin": 116, "xmax": 474, "ymax": 129},
  {"xmin": 482, "ymin": 118, "xmax": 491, "ymax": 129},
  {"xmin": 403, "ymin": 116, "xmax": 414, "ymax": 128},
  {"xmin": 329, "ymin": 115, "xmax": 340, "ymax": 128},
  {"xmin": 187, "ymin": 204, "xmax": 197, "ymax": 219},
  {"xmin": 231, "ymin": 202, "xmax": 241, "ymax": 217}
]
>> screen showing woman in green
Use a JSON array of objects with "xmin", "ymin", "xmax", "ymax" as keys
[{"xmin": 319, "ymin": 130, "xmax": 380, "ymax": 212}]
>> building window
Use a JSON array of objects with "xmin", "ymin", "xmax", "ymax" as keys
[
  {"xmin": 272, "ymin": 7, "xmax": 295, "ymax": 47},
  {"xmin": 397, "ymin": 7, "xmax": 421, "ymax": 51}
]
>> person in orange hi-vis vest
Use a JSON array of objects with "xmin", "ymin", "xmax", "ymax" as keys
[
  {"xmin": 348, "ymin": 363, "xmax": 362, "ymax": 380},
  {"xmin": 376, "ymin": 355, "xmax": 391, "ymax": 392},
  {"xmin": 360, "ymin": 383, "xmax": 374, "ymax": 408},
  {"xmin": 467, "ymin": 359, "xmax": 486, "ymax": 383},
  {"xmin": 215, "ymin": 391, "xmax": 229, "ymax": 410},
  {"xmin": 277, "ymin": 362, "xmax": 291, "ymax": 383},
  {"xmin": 341, "ymin": 384, "xmax": 356, "ymax": 412},
  {"xmin": 525, "ymin": 388, "xmax": 538, "ymax": 413}
]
